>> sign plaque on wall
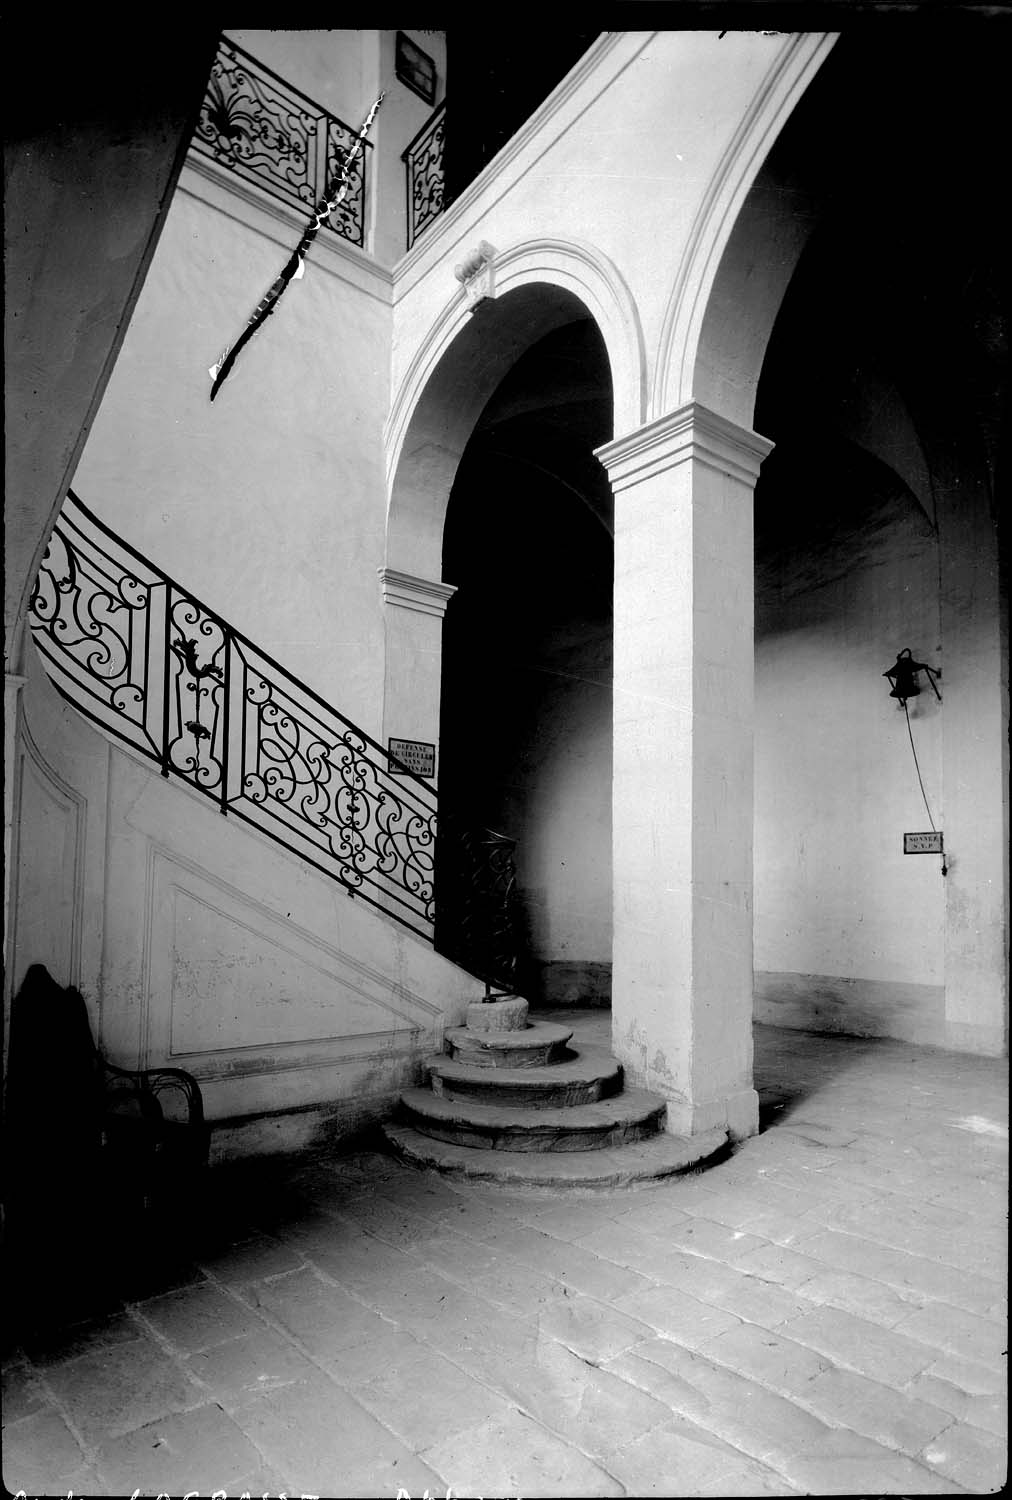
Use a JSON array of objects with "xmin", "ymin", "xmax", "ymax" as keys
[
  {"xmin": 389, "ymin": 738, "xmax": 436, "ymax": 779},
  {"xmin": 904, "ymin": 831, "xmax": 943, "ymax": 854}
]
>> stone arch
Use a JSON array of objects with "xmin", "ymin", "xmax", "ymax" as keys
[
  {"xmin": 385, "ymin": 237, "xmax": 644, "ymax": 579},
  {"xmin": 651, "ymin": 32, "xmax": 836, "ymax": 428}
]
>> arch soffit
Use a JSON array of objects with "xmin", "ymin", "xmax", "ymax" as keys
[
  {"xmin": 651, "ymin": 32, "xmax": 837, "ymax": 428},
  {"xmin": 385, "ymin": 236, "xmax": 646, "ymax": 497}
]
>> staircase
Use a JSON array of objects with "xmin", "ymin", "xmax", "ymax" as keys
[
  {"xmin": 384, "ymin": 1000, "xmax": 729, "ymax": 1189},
  {"xmin": 30, "ymin": 495, "xmax": 730, "ymax": 1189}
]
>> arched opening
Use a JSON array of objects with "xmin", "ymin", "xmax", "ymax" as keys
[
  {"xmin": 439, "ymin": 319, "xmax": 614, "ymax": 1004},
  {"xmin": 385, "ymin": 242, "xmax": 643, "ymax": 582},
  {"xmin": 385, "ymin": 267, "xmax": 629, "ymax": 1002}
]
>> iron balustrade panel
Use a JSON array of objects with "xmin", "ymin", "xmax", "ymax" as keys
[
  {"xmin": 164, "ymin": 591, "xmax": 229, "ymax": 798},
  {"xmin": 403, "ymin": 101, "xmax": 446, "ymax": 250},
  {"xmin": 193, "ymin": 38, "xmax": 370, "ymax": 248},
  {"xmin": 434, "ymin": 817, "xmax": 520, "ymax": 993},
  {"xmin": 195, "ymin": 41, "xmax": 317, "ymax": 212},
  {"xmin": 228, "ymin": 638, "xmax": 437, "ymax": 936},
  {"xmin": 28, "ymin": 507, "xmax": 165, "ymax": 764}
]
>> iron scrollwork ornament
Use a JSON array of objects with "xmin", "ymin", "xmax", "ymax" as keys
[
  {"xmin": 27, "ymin": 491, "xmax": 504, "ymax": 957},
  {"xmin": 404, "ymin": 102, "xmax": 446, "ymax": 249},
  {"xmin": 166, "ymin": 599, "xmax": 227, "ymax": 791},
  {"xmin": 193, "ymin": 39, "xmax": 371, "ymax": 249}
]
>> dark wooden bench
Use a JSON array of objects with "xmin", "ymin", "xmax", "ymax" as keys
[{"xmin": 4, "ymin": 964, "xmax": 209, "ymax": 1327}]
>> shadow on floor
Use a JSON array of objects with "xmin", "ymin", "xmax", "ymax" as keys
[
  {"xmin": 2, "ymin": 1128, "xmax": 392, "ymax": 1358},
  {"xmin": 752, "ymin": 1024, "xmax": 896, "ymax": 1134},
  {"xmin": 534, "ymin": 1004, "xmax": 891, "ymax": 1138},
  {"xmin": 2, "ymin": 1018, "xmax": 951, "ymax": 1355}
]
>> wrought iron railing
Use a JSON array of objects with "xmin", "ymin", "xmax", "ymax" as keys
[
  {"xmin": 29, "ymin": 494, "xmax": 435, "ymax": 938},
  {"xmin": 403, "ymin": 101, "xmax": 446, "ymax": 250},
  {"xmin": 434, "ymin": 816, "xmax": 520, "ymax": 996},
  {"xmin": 192, "ymin": 38, "xmax": 371, "ymax": 248},
  {"xmin": 29, "ymin": 494, "xmax": 521, "ymax": 988}
]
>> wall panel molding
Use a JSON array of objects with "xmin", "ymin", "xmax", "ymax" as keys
[{"xmin": 141, "ymin": 842, "xmax": 441, "ymax": 1079}]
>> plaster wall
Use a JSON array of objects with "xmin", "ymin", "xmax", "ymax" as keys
[
  {"xmin": 11, "ymin": 650, "xmax": 482, "ymax": 1155},
  {"xmin": 754, "ymin": 495, "xmax": 947, "ymax": 1041},
  {"xmin": 71, "ymin": 161, "xmax": 394, "ymax": 738},
  {"xmin": 224, "ymin": 30, "xmax": 374, "ymax": 128}
]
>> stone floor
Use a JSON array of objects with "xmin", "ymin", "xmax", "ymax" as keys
[{"xmin": 3, "ymin": 1016, "xmax": 1007, "ymax": 1498}]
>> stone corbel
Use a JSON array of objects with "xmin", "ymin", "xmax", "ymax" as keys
[
  {"xmin": 378, "ymin": 568, "xmax": 457, "ymax": 619},
  {"xmin": 454, "ymin": 240, "xmax": 496, "ymax": 311}
]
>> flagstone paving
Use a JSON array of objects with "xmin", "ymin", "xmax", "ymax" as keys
[{"xmin": 3, "ymin": 1018, "xmax": 1007, "ymax": 1497}]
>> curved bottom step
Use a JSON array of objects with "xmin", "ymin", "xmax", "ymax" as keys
[
  {"xmin": 400, "ymin": 1084, "xmax": 665, "ymax": 1151},
  {"xmin": 383, "ymin": 1122, "xmax": 729, "ymax": 1190}
]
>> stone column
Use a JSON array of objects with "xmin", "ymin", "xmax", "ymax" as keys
[
  {"xmin": 378, "ymin": 567, "xmax": 457, "ymax": 784},
  {"xmin": 597, "ymin": 402, "xmax": 773, "ymax": 1140}
]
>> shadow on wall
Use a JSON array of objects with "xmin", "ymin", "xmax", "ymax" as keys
[{"xmin": 752, "ymin": 429, "xmax": 946, "ymax": 1041}]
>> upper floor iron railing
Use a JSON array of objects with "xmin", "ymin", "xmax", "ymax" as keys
[
  {"xmin": 28, "ymin": 494, "xmax": 519, "ymax": 988},
  {"xmin": 192, "ymin": 38, "xmax": 371, "ymax": 249},
  {"xmin": 402, "ymin": 101, "xmax": 446, "ymax": 250}
]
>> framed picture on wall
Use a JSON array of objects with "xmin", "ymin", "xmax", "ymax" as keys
[{"xmin": 396, "ymin": 32, "xmax": 437, "ymax": 105}]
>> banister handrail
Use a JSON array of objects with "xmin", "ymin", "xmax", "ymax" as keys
[
  {"xmin": 29, "ymin": 493, "xmax": 520, "ymax": 987},
  {"xmin": 48, "ymin": 493, "xmax": 432, "ymax": 791},
  {"xmin": 30, "ymin": 492, "xmax": 436, "ymax": 939}
]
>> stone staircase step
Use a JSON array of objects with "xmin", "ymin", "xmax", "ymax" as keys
[
  {"xmin": 444, "ymin": 1019, "xmax": 573, "ymax": 1068},
  {"xmin": 383, "ymin": 1123, "xmax": 730, "ymax": 1189},
  {"xmin": 398, "ymin": 1085, "xmax": 666, "ymax": 1152},
  {"xmin": 427, "ymin": 1045, "xmax": 622, "ymax": 1109}
]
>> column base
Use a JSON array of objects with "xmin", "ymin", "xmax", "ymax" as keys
[{"xmin": 663, "ymin": 1086, "xmax": 759, "ymax": 1143}]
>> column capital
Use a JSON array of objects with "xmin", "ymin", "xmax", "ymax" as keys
[
  {"xmin": 378, "ymin": 567, "xmax": 457, "ymax": 619},
  {"xmin": 596, "ymin": 400, "xmax": 774, "ymax": 491}
]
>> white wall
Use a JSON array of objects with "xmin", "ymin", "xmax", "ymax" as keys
[
  {"xmin": 754, "ymin": 490, "xmax": 947, "ymax": 1042},
  {"xmin": 71, "ymin": 158, "xmax": 393, "ymax": 739},
  {"xmin": 225, "ymin": 30, "xmax": 374, "ymax": 128}
]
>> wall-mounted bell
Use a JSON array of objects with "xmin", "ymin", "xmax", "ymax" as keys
[{"xmin": 883, "ymin": 648, "xmax": 941, "ymax": 705}]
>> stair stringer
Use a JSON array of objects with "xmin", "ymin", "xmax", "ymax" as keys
[{"xmin": 11, "ymin": 644, "xmax": 485, "ymax": 1157}]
